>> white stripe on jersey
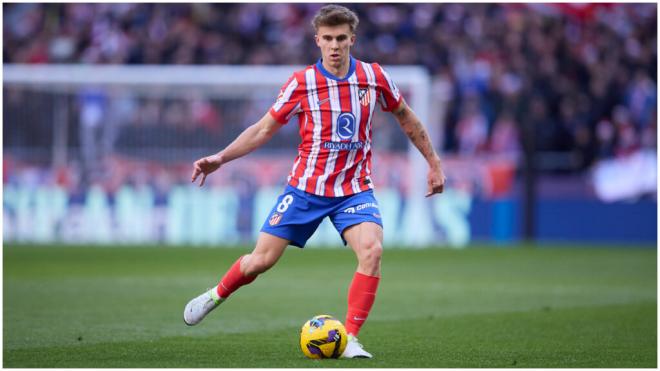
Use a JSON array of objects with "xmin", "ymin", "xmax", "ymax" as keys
[
  {"xmin": 298, "ymin": 68, "xmax": 323, "ymax": 192},
  {"xmin": 363, "ymin": 63, "xmax": 378, "ymax": 179},
  {"xmin": 315, "ymin": 78, "xmax": 340, "ymax": 195},
  {"xmin": 273, "ymin": 78, "xmax": 298, "ymax": 112},
  {"xmin": 349, "ymin": 72, "xmax": 362, "ymax": 194}
]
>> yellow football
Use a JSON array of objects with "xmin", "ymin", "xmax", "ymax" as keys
[{"xmin": 299, "ymin": 314, "xmax": 348, "ymax": 359}]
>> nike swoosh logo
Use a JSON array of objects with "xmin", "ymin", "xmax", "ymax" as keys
[
  {"xmin": 353, "ymin": 316, "xmax": 366, "ymax": 321},
  {"xmin": 317, "ymin": 97, "xmax": 330, "ymax": 106}
]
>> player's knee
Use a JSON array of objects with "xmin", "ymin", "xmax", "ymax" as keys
[
  {"xmin": 243, "ymin": 254, "xmax": 275, "ymax": 276},
  {"xmin": 359, "ymin": 239, "xmax": 382, "ymax": 268}
]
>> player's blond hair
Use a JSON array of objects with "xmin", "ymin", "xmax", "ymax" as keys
[{"xmin": 311, "ymin": 4, "xmax": 359, "ymax": 33}]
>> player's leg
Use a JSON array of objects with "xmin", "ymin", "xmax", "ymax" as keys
[
  {"xmin": 340, "ymin": 221, "xmax": 383, "ymax": 358},
  {"xmin": 343, "ymin": 221, "xmax": 384, "ymax": 276},
  {"xmin": 184, "ymin": 185, "xmax": 322, "ymax": 326},
  {"xmin": 183, "ymin": 232, "xmax": 289, "ymax": 326},
  {"xmin": 329, "ymin": 189, "xmax": 383, "ymax": 358}
]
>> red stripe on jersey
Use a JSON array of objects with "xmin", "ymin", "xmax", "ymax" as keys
[
  {"xmin": 288, "ymin": 116, "xmax": 306, "ymax": 189},
  {"xmin": 288, "ymin": 70, "xmax": 311, "ymax": 189},
  {"xmin": 305, "ymin": 69, "xmax": 332, "ymax": 194}
]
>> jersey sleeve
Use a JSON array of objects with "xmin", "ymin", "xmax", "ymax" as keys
[
  {"xmin": 269, "ymin": 73, "xmax": 303, "ymax": 124},
  {"xmin": 373, "ymin": 63, "xmax": 404, "ymax": 112}
]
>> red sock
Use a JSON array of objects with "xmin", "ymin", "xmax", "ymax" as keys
[
  {"xmin": 345, "ymin": 272, "xmax": 380, "ymax": 336},
  {"xmin": 216, "ymin": 256, "xmax": 257, "ymax": 299}
]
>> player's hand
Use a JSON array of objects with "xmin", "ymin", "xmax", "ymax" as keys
[
  {"xmin": 425, "ymin": 166, "xmax": 446, "ymax": 197},
  {"xmin": 191, "ymin": 154, "xmax": 223, "ymax": 187}
]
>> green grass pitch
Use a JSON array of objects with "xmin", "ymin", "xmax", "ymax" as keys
[{"xmin": 3, "ymin": 244, "xmax": 656, "ymax": 367}]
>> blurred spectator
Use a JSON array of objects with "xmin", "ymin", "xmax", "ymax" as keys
[
  {"xmin": 612, "ymin": 105, "xmax": 640, "ymax": 157},
  {"xmin": 596, "ymin": 119, "xmax": 617, "ymax": 159},
  {"xmin": 3, "ymin": 3, "xmax": 657, "ymax": 173},
  {"xmin": 626, "ymin": 69, "xmax": 657, "ymax": 129},
  {"xmin": 455, "ymin": 96, "xmax": 489, "ymax": 155},
  {"xmin": 489, "ymin": 110, "xmax": 520, "ymax": 158}
]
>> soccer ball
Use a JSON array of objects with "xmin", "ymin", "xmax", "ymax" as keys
[{"xmin": 299, "ymin": 314, "xmax": 348, "ymax": 359}]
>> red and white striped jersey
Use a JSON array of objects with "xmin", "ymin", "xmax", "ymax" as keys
[{"xmin": 269, "ymin": 56, "xmax": 403, "ymax": 197}]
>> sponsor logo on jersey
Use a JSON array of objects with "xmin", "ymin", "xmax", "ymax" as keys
[
  {"xmin": 336, "ymin": 112, "xmax": 356, "ymax": 140},
  {"xmin": 323, "ymin": 141, "xmax": 364, "ymax": 151},
  {"xmin": 358, "ymin": 88, "xmax": 370, "ymax": 107},
  {"xmin": 268, "ymin": 212, "xmax": 282, "ymax": 226}
]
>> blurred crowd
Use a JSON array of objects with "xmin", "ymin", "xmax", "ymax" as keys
[{"xmin": 4, "ymin": 3, "xmax": 657, "ymax": 173}]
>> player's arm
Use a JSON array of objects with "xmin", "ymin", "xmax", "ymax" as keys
[
  {"xmin": 391, "ymin": 100, "xmax": 446, "ymax": 197},
  {"xmin": 191, "ymin": 112, "xmax": 281, "ymax": 187}
]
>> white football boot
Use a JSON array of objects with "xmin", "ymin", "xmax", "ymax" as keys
[
  {"xmin": 183, "ymin": 289, "xmax": 224, "ymax": 326},
  {"xmin": 341, "ymin": 334, "xmax": 373, "ymax": 358}
]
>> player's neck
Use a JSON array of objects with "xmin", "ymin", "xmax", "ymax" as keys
[{"xmin": 322, "ymin": 58, "xmax": 350, "ymax": 79}]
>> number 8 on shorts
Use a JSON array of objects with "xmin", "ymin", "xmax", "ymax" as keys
[{"xmin": 276, "ymin": 194, "xmax": 294, "ymax": 213}]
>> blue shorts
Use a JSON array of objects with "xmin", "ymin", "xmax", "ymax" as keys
[{"xmin": 260, "ymin": 185, "xmax": 383, "ymax": 248}]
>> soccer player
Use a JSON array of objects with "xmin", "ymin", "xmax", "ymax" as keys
[{"xmin": 183, "ymin": 5, "xmax": 446, "ymax": 358}]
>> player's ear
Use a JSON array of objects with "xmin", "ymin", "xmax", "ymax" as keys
[{"xmin": 314, "ymin": 34, "xmax": 321, "ymax": 47}]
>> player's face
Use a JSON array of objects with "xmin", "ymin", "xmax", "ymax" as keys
[{"xmin": 315, "ymin": 24, "xmax": 355, "ymax": 70}]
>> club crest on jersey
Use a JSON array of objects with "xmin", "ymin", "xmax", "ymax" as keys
[
  {"xmin": 358, "ymin": 88, "xmax": 371, "ymax": 107},
  {"xmin": 269, "ymin": 212, "xmax": 282, "ymax": 226},
  {"xmin": 336, "ymin": 112, "xmax": 356, "ymax": 140}
]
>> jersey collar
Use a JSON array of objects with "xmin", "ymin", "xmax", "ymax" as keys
[{"xmin": 316, "ymin": 55, "xmax": 356, "ymax": 82}]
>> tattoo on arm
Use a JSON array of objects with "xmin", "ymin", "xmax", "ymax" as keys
[
  {"xmin": 397, "ymin": 108, "xmax": 438, "ymax": 164},
  {"xmin": 395, "ymin": 105, "xmax": 408, "ymax": 119}
]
